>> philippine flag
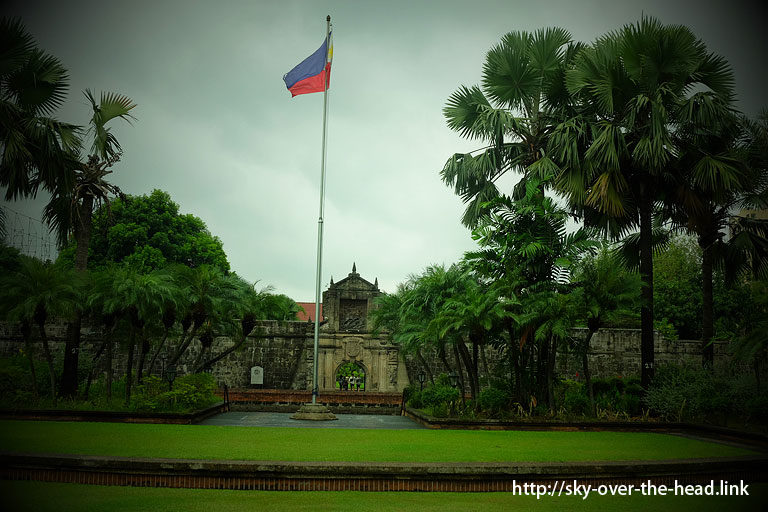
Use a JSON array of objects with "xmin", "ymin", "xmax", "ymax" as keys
[{"xmin": 283, "ymin": 33, "xmax": 333, "ymax": 97}]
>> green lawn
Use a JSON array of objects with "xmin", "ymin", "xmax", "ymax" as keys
[
  {"xmin": 2, "ymin": 482, "xmax": 766, "ymax": 512},
  {"xmin": 0, "ymin": 420, "xmax": 756, "ymax": 462}
]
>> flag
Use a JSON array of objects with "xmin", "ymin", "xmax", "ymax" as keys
[{"xmin": 283, "ymin": 33, "xmax": 333, "ymax": 97}]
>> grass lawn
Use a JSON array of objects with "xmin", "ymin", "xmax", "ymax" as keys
[
  {"xmin": 2, "ymin": 481, "xmax": 766, "ymax": 511},
  {"xmin": 0, "ymin": 420, "xmax": 756, "ymax": 462}
]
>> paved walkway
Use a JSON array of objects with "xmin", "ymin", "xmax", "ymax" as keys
[{"xmin": 198, "ymin": 412, "xmax": 425, "ymax": 429}]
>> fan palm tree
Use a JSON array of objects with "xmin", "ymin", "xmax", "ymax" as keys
[
  {"xmin": 44, "ymin": 89, "xmax": 136, "ymax": 398},
  {"xmin": 0, "ymin": 17, "xmax": 80, "ymax": 201},
  {"xmin": 559, "ymin": 16, "xmax": 735, "ymax": 387},
  {"xmin": 666, "ymin": 110, "xmax": 768, "ymax": 366},
  {"xmin": 441, "ymin": 28, "xmax": 583, "ymax": 227},
  {"xmin": 0, "ymin": 257, "xmax": 81, "ymax": 402}
]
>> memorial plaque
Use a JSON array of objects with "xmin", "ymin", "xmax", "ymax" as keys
[{"xmin": 250, "ymin": 366, "xmax": 264, "ymax": 385}]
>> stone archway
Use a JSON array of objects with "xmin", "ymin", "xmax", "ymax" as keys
[{"xmin": 334, "ymin": 360, "xmax": 367, "ymax": 391}]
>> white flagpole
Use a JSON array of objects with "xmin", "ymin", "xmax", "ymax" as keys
[{"xmin": 312, "ymin": 15, "xmax": 331, "ymax": 405}]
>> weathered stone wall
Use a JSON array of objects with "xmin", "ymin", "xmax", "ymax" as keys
[
  {"xmin": 402, "ymin": 328, "xmax": 734, "ymax": 388},
  {"xmin": 0, "ymin": 321, "xmax": 739, "ymax": 393}
]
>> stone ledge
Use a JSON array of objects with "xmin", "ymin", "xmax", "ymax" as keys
[
  {"xmin": 1, "ymin": 452, "xmax": 766, "ymax": 491},
  {"xmin": 0, "ymin": 402, "xmax": 228, "ymax": 425},
  {"xmin": 404, "ymin": 408, "xmax": 768, "ymax": 449}
]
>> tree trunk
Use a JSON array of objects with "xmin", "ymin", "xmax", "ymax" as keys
[
  {"xmin": 125, "ymin": 328, "xmax": 136, "ymax": 405},
  {"xmin": 106, "ymin": 338, "xmax": 113, "ymax": 402},
  {"xmin": 437, "ymin": 344, "xmax": 453, "ymax": 374},
  {"xmin": 546, "ymin": 336, "xmax": 557, "ymax": 410},
  {"xmin": 536, "ymin": 338, "xmax": 549, "ymax": 406},
  {"xmin": 480, "ymin": 344, "xmax": 490, "ymax": 386},
  {"xmin": 453, "ymin": 343, "xmax": 466, "ymax": 406},
  {"xmin": 136, "ymin": 335, "xmax": 150, "ymax": 384},
  {"xmin": 37, "ymin": 321, "xmax": 57, "ymax": 404},
  {"xmin": 169, "ymin": 323, "xmax": 201, "ymax": 367},
  {"xmin": 701, "ymin": 239, "xmax": 715, "ymax": 368},
  {"xmin": 196, "ymin": 334, "xmax": 245, "ymax": 374},
  {"xmin": 507, "ymin": 320, "xmax": 522, "ymax": 403},
  {"xmin": 21, "ymin": 321, "xmax": 39, "ymax": 397},
  {"xmin": 74, "ymin": 195, "xmax": 94, "ymax": 271},
  {"xmin": 146, "ymin": 330, "xmax": 171, "ymax": 377},
  {"xmin": 59, "ymin": 313, "xmax": 81, "ymax": 398},
  {"xmin": 83, "ymin": 335, "xmax": 111, "ymax": 400},
  {"xmin": 582, "ymin": 329, "xmax": 596, "ymax": 416},
  {"xmin": 415, "ymin": 348, "xmax": 434, "ymax": 385},
  {"xmin": 457, "ymin": 341, "xmax": 477, "ymax": 400},
  {"xmin": 60, "ymin": 195, "xmax": 94, "ymax": 397},
  {"xmin": 639, "ymin": 188, "xmax": 655, "ymax": 388}
]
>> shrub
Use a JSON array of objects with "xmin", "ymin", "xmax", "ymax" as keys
[
  {"xmin": 476, "ymin": 386, "xmax": 510, "ymax": 417},
  {"xmin": 421, "ymin": 383, "xmax": 460, "ymax": 408},
  {"xmin": 132, "ymin": 372, "xmax": 218, "ymax": 412},
  {"xmin": 644, "ymin": 364, "xmax": 762, "ymax": 423},
  {"xmin": 563, "ymin": 388, "xmax": 590, "ymax": 416}
]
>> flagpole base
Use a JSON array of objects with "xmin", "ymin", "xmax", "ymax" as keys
[{"xmin": 291, "ymin": 402, "xmax": 337, "ymax": 421}]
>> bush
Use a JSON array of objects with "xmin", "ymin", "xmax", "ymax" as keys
[
  {"xmin": 420, "ymin": 383, "xmax": 460, "ymax": 410},
  {"xmin": 132, "ymin": 372, "xmax": 218, "ymax": 412},
  {"xmin": 563, "ymin": 388, "xmax": 590, "ymax": 416},
  {"xmin": 476, "ymin": 387, "xmax": 509, "ymax": 417},
  {"xmin": 644, "ymin": 364, "xmax": 765, "ymax": 423}
]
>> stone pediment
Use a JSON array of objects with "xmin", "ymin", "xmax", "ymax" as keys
[
  {"xmin": 332, "ymin": 274, "xmax": 377, "ymax": 291},
  {"xmin": 322, "ymin": 263, "xmax": 381, "ymax": 333},
  {"xmin": 329, "ymin": 262, "xmax": 379, "ymax": 292}
]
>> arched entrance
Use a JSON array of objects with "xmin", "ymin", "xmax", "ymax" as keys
[{"xmin": 335, "ymin": 361, "xmax": 366, "ymax": 391}]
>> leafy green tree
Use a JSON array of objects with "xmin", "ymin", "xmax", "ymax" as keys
[
  {"xmin": 0, "ymin": 257, "xmax": 82, "ymax": 402},
  {"xmin": 57, "ymin": 189, "xmax": 230, "ymax": 273},
  {"xmin": 441, "ymin": 28, "xmax": 582, "ymax": 227},
  {"xmin": 559, "ymin": 16, "xmax": 735, "ymax": 387}
]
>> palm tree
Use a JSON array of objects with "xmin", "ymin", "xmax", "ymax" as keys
[
  {"xmin": 466, "ymin": 177, "xmax": 597, "ymax": 406},
  {"xmin": 44, "ymin": 89, "xmax": 136, "ymax": 398},
  {"xmin": 0, "ymin": 257, "xmax": 81, "ymax": 402},
  {"xmin": 441, "ymin": 28, "xmax": 582, "ymax": 227},
  {"xmin": 666, "ymin": 110, "xmax": 768, "ymax": 366},
  {"xmin": 431, "ymin": 277, "xmax": 512, "ymax": 397},
  {"xmin": 0, "ymin": 17, "xmax": 80, "ymax": 201},
  {"xmin": 571, "ymin": 248, "xmax": 642, "ymax": 413},
  {"xmin": 166, "ymin": 265, "xmax": 237, "ymax": 367},
  {"xmin": 88, "ymin": 266, "xmax": 179, "ymax": 404},
  {"xmin": 192, "ymin": 279, "xmax": 294, "ymax": 373},
  {"xmin": 559, "ymin": 16, "xmax": 735, "ymax": 387}
]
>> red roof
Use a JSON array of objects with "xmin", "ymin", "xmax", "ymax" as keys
[{"xmin": 296, "ymin": 302, "xmax": 322, "ymax": 322}]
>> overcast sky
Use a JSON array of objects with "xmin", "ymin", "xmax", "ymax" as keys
[{"xmin": 2, "ymin": 0, "xmax": 765, "ymax": 300}]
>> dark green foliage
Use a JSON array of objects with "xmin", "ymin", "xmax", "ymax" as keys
[
  {"xmin": 419, "ymin": 382, "xmax": 460, "ymax": 417},
  {"xmin": 129, "ymin": 373, "xmax": 218, "ymax": 412},
  {"xmin": 644, "ymin": 364, "xmax": 767, "ymax": 424},
  {"xmin": 475, "ymin": 386, "xmax": 510, "ymax": 417},
  {"xmin": 652, "ymin": 236, "xmax": 702, "ymax": 339},
  {"xmin": 57, "ymin": 189, "xmax": 229, "ymax": 273}
]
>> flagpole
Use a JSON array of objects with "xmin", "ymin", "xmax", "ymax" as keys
[{"xmin": 312, "ymin": 14, "xmax": 331, "ymax": 405}]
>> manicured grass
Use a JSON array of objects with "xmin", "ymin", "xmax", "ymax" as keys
[
  {"xmin": 0, "ymin": 420, "xmax": 755, "ymax": 462},
  {"xmin": 2, "ymin": 481, "xmax": 766, "ymax": 512}
]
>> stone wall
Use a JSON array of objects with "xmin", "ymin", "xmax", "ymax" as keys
[
  {"xmin": 402, "ymin": 328, "xmax": 734, "ymax": 388},
  {"xmin": 0, "ymin": 321, "xmax": 738, "ymax": 392}
]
